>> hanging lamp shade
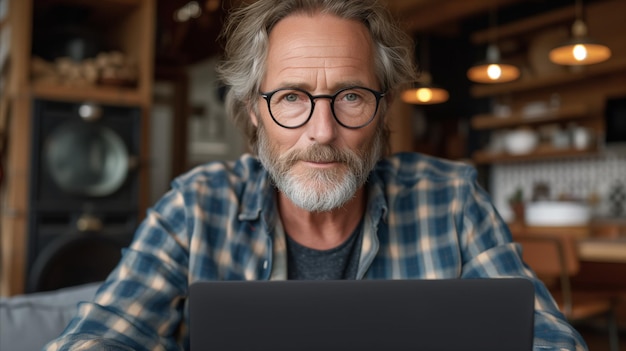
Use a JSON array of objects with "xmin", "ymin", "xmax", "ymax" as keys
[
  {"xmin": 402, "ymin": 72, "xmax": 449, "ymax": 104},
  {"xmin": 467, "ymin": 44, "xmax": 520, "ymax": 84},
  {"xmin": 549, "ymin": 19, "xmax": 611, "ymax": 66},
  {"xmin": 401, "ymin": 35, "xmax": 449, "ymax": 105},
  {"xmin": 401, "ymin": 85, "xmax": 449, "ymax": 105}
]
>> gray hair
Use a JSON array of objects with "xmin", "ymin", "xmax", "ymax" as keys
[{"xmin": 216, "ymin": 0, "xmax": 418, "ymax": 152}]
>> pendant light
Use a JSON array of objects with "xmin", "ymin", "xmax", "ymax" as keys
[
  {"xmin": 401, "ymin": 36, "xmax": 449, "ymax": 105},
  {"xmin": 401, "ymin": 72, "xmax": 449, "ymax": 105},
  {"xmin": 549, "ymin": 0, "xmax": 611, "ymax": 66},
  {"xmin": 467, "ymin": 6, "xmax": 520, "ymax": 84}
]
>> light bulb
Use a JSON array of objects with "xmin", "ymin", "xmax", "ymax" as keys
[
  {"xmin": 573, "ymin": 44, "xmax": 588, "ymax": 61},
  {"xmin": 401, "ymin": 86, "xmax": 448, "ymax": 105},
  {"xmin": 416, "ymin": 88, "xmax": 433, "ymax": 103},
  {"xmin": 487, "ymin": 64, "xmax": 502, "ymax": 80}
]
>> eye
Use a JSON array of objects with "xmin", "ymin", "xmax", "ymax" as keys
[
  {"xmin": 285, "ymin": 93, "xmax": 299, "ymax": 102},
  {"xmin": 338, "ymin": 90, "xmax": 363, "ymax": 103},
  {"xmin": 274, "ymin": 90, "xmax": 307, "ymax": 104}
]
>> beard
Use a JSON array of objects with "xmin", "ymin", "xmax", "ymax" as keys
[{"xmin": 256, "ymin": 121, "xmax": 384, "ymax": 212}]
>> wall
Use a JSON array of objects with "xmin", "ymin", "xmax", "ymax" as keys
[
  {"xmin": 149, "ymin": 81, "xmax": 175, "ymax": 204},
  {"xmin": 491, "ymin": 148, "xmax": 626, "ymax": 222},
  {"xmin": 187, "ymin": 57, "xmax": 246, "ymax": 166}
]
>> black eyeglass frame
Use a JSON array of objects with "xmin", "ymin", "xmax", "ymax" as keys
[{"xmin": 259, "ymin": 86, "xmax": 386, "ymax": 129}]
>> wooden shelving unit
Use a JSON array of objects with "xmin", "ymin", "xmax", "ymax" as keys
[
  {"xmin": 472, "ymin": 144, "xmax": 598, "ymax": 164},
  {"xmin": 470, "ymin": 103, "xmax": 598, "ymax": 164},
  {"xmin": 0, "ymin": 0, "xmax": 155, "ymax": 296},
  {"xmin": 31, "ymin": 82, "xmax": 146, "ymax": 106},
  {"xmin": 467, "ymin": 0, "xmax": 626, "ymax": 166},
  {"xmin": 0, "ymin": 0, "xmax": 9, "ymax": 143},
  {"xmin": 471, "ymin": 104, "xmax": 590, "ymax": 130},
  {"xmin": 27, "ymin": 0, "xmax": 155, "ymax": 107}
]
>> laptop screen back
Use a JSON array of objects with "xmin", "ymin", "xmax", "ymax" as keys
[{"xmin": 189, "ymin": 278, "xmax": 534, "ymax": 351}]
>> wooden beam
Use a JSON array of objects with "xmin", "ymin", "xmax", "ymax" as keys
[
  {"xmin": 471, "ymin": 5, "xmax": 575, "ymax": 44},
  {"xmin": 400, "ymin": 0, "xmax": 527, "ymax": 33}
]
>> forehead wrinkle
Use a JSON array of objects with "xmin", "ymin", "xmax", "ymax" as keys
[
  {"xmin": 276, "ymin": 60, "xmax": 368, "ymax": 90},
  {"xmin": 276, "ymin": 57, "xmax": 366, "ymax": 69},
  {"xmin": 274, "ymin": 43, "xmax": 372, "ymax": 73}
]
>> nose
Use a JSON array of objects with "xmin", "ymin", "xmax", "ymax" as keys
[{"xmin": 306, "ymin": 98, "xmax": 338, "ymax": 144}]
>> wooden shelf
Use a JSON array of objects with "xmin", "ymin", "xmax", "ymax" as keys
[
  {"xmin": 472, "ymin": 144, "xmax": 598, "ymax": 164},
  {"xmin": 470, "ymin": 59, "xmax": 626, "ymax": 98},
  {"xmin": 471, "ymin": 104, "xmax": 590, "ymax": 130},
  {"xmin": 31, "ymin": 82, "xmax": 145, "ymax": 106}
]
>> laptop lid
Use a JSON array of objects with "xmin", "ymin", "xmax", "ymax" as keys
[{"xmin": 189, "ymin": 278, "xmax": 534, "ymax": 351}]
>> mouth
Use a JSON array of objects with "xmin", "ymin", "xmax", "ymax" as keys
[
  {"xmin": 284, "ymin": 145, "xmax": 349, "ymax": 170},
  {"xmin": 301, "ymin": 160, "xmax": 338, "ymax": 168}
]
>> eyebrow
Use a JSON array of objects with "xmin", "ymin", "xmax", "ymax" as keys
[{"xmin": 269, "ymin": 80, "xmax": 373, "ymax": 92}]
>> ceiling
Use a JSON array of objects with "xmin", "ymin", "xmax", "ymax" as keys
[
  {"xmin": 154, "ymin": 0, "xmax": 583, "ymax": 66},
  {"xmin": 385, "ymin": 0, "xmax": 528, "ymax": 32}
]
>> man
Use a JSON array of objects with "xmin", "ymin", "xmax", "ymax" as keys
[{"xmin": 45, "ymin": 0, "xmax": 587, "ymax": 350}]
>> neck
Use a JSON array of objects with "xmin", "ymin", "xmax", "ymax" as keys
[{"xmin": 277, "ymin": 187, "xmax": 366, "ymax": 250}]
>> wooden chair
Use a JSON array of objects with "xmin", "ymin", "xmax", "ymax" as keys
[{"xmin": 513, "ymin": 233, "xmax": 620, "ymax": 351}]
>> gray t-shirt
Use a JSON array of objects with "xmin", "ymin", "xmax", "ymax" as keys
[{"xmin": 286, "ymin": 221, "xmax": 363, "ymax": 280}]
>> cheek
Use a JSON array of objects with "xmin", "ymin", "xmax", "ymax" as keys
[
  {"xmin": 282, "ymin": 134, "xmax": 308, "ymax": 152},
  {"xmin": 261, "ymin": 121, "xmax": 302, "ymax": 151},
  {"xmin": 350, "ymin": 127, "xmax": 379, "ymax": 151}
]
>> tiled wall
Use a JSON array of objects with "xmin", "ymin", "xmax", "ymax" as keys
[{"xmin": 490, "ymin": 149, "xmax": 626, "ymax": 222}]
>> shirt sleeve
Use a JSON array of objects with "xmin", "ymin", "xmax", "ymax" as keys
[
  {"xmin": 42, "ymin": 188, "xmax": 192, "ymax": 351},
  {"xmin": 457, "ymin": 171, "xmax": 588, "ymax": 351}
]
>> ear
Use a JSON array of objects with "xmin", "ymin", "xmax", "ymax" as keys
[{"xmin": 249, "ymin": 109, "xmax": 259, "ymax": 127}]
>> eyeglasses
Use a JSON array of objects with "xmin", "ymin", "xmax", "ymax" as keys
[{"xmin": 260, "ymin": 86, "xmax": 385, "ymax": 129}]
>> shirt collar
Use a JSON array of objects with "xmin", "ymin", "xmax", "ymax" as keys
[{"xmin": 237, "ymin": 154, "xmax": 274, "ymax": 222}]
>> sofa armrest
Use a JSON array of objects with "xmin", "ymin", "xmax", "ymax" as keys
[{"xmin": 0, "ymin": 282, "xmax": 101, "ymax": 351}]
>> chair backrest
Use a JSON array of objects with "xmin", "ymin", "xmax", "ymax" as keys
[
  {"xmin": 513, "ymin": 233, "xmax": 580, "ymax": 316},
  {"xmin": 513, "ymin": 233, "xmax": 580, "ymax": 278}
]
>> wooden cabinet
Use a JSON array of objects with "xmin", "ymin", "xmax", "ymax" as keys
[
  {"xmin": 0, "ymin": 0, "xmax": 155, "ymax": 296},
  {"xmin": 468, "ymin": 0, "xmax": 626, "ymax": 165}
]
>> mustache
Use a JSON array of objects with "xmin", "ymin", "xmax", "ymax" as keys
[{"xmin": 280, "ymin": 144, "xmax": 354, "ymax": 166}]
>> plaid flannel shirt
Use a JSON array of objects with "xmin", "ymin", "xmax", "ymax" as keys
[{"xmin": 44, "ymin": 152, "xmax": 587, "ymax": 351}]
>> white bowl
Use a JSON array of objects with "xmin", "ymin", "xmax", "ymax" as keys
[
  {"xmin": 525, "ymin": 201, "xmax": 591, "ymax": 226},
  {"xmin": 504, "ymin": 129, "xmax": 538, "ymax": 155}
]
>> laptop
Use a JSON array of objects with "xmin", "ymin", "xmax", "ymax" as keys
[{"xmin": 189, "ymin": 278, "xmax": 534, "ymax": 351}]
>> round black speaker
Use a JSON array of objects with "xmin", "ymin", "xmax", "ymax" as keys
[
  {"xmin": 30, "ymin": 99, "xmax": 141, "ymax": 212},
  {"xmin": 26, "ymin": 99, "xmax": 141, "ymax": 292}
]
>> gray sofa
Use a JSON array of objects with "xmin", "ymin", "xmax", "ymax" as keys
[{"xmin": 0, "ymin": 282, "xmax": 101, "ymax": 351}]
